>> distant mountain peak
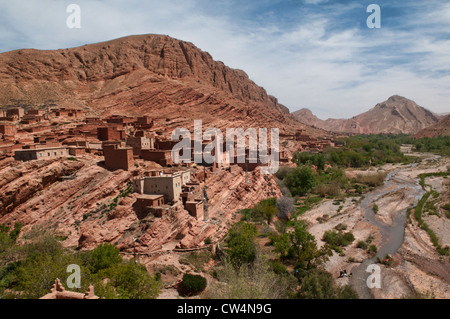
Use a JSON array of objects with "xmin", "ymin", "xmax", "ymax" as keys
[{"xmin": 292, "ymin": 96, "xmax": 440, "ymax": 135}]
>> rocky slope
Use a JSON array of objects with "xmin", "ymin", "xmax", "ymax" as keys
[
  {"xmin": 293, "ymin": 95, "xmax": 440, "ymax": 134},
  {"xmin": 0, "ymin": 34, "xmax": 323, "ymax": 136},
  {"xmin": 414, "ymin": 114, "xmax": 450, "ymax": 138},
  {"xmin": 0, "ymin": 155, "xmax": 281, "ymax": 253}
]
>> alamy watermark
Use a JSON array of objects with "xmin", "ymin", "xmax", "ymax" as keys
[
  {"xmin": 366, "ymin": 264, "xmax": 381, "ymax": 289},
  {"xmin": 367, "ymin": 4, "xmax": 381, "ymax": 29},
  {"xmin": 170, "ymin": 120, "xmax": 280, "ymax": 175},
  {"xmin": 66, "ymin": 264, "xmax": 81, "ymax": 289},
  {"xmin": 66, "ymin": 4, "xmax": 81, "ymax": 29}
]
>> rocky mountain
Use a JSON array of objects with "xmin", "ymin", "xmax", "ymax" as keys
[
  {"xmin": 415, "ymin": 114, "xmax": 450, "ymax": 138},
  {"xmin": 293, "ymin": 95, "xmax": 441, "ymax": 135},
  {"xmin": 0, "ymin": 34, "xmax": 322, "ymax": 136}
]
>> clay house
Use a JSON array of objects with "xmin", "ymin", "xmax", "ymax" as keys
[
  {"xmin": 53, "ymin": 108, "xmax": 84, "ymax": 118},
  {"xmin": 97, "ymin": 126, "xmax": 125, "ymax": 141},
  {"xmin": 126, "ymin": 136, "xmax": 154, "ymax": 156},
  {"xmin": 14, "ymin": 146, "xmax": 70, "ymax": 161},
  {"xmin": 40, "ymin": 278, "xmax": 99, "ymax": 299},
  {"xmin": 85, "ymin": 117, "xmax": 104, "ymax": 125},
  {"xmin": 135, "ymin": 116, "xmax": 154, "ymax": 130},
  {"xmin": 137, "ymin": 116, "xmax": 152, "ymax": 125},
  {"xmin": 103, "ymin": 144, "xmax": 134, "ymax": 171},
  {"xmin": 6, "ymin": 108, "xmax": 25, "ymax": 120},
  {"xmin": 185, "ymin": 200, "xmax": 204, "ymax": 220},
  {"xmin": 68, "ymin": 147, "xmax": 86, "ymax": 156},
  {"xmin": 24, "ymin": 126, "xmax": 52, "ymax": 134},
  {"xmin": 0, "ymin": 124, "xmax": 17, "ymax": 137},
  {"xmin": 140, "ymin": 149, "xmax": 174, "ymax": 166},
  {"xmin": 26, "ymin": 109, "xmax": 46, "ymax": 116},
  {"xmin": 106, "ymin": 115, "xmax": 136, "ymax": 127},
  {"xmin": 155, "ymin": 138, "xmax": 179, "ymax": 151},
  {"xmin": 0, "ymin": 141, "xmax": 21, "ymax": 157},
  {"xmin": 133, "ymin": 171, "xmax": 183, "ymax": 204}
]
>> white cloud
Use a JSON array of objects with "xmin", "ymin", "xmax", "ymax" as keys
[{"xmin": 0, "ymin": 0, "xmax": 449, "ymax": 118}]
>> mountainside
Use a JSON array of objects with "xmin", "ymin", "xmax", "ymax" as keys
[
  {"xmin": 415, "ymin": 114, "xmax": 450, "ymax": 138},
  {"xmin": 0, "ymin": 34, "xmax": 322, "ymax": 135},
  {"xmin": 293, "ymin": 95, "xmax": 440, "ymax": 134}
]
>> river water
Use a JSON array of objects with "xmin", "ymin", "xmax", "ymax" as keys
[{"xmin": 349, "ymin": 156, "xmax": 436, "ymax": 299}]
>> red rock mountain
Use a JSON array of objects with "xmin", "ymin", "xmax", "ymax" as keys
[
  {"xmin": 293, "ymin": 95, "xmax": 441, "ymax": 135},
  {"xmin": 0, "ymin": 34, "xmax": 323, "ymax": 136},
  {"xmin": 415, "ymin": 114, "xmax": 450, "ymax": 138}
]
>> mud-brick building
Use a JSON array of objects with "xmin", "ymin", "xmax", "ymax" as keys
[
  {"xmin": 6, "ymin": 108, "xmax": 24, "ymax": 119},
  {"xmin": 140, "ymin": 149, "xmax": 174, "ymax": 166},
  {"xmin": 0, "ymin": 124, "xmax": 17, "ymax": 136},
  {"xmin": 185, "ymin": 200, "xmax": 204, "ymax": 220},
  {"xmin": 126, "ymin": 136, "xmax": 154, "ymax": 155},
  {"xmin": 97, "ymin": 126, "xmax": 125, "ymax": 141},
  {"xmin": 103, "ymin": 144, "xmax": 134, "ymax": 171},
  {"xmin": 133, "ymin": 172, "xmax": 183, "ymax": 203},
  {"xmin": 14, "ymin": 147, "xmax": 69, "ymax": 161}
]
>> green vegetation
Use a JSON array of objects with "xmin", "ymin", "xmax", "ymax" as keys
[
  {"xmin": 225, "ymin": 222, "xmax": 258, "ymax": 266},
  {"xmin": 179, "ymin": 251, "xmax": 212, "ymax": 272},
  {"xmin": 180, "ymin": 274, "xmax": 207, "ymax": 296},
  {"xmin": 325, "ymin": 134, "xmax": 417, "ymax": 167},
  {"xmin": 0, "ymin": 229, "xmax": 161, "ymax": 299},
  {"xmin": 412, "ymin": 136, "xmax": 450, "ymax": 156},
  {"xmin": 108, "ymin": 182, "xmax": 133, "ymax": 211},
  {"xmin": 414, "ymin": 191, "xmax": 450, "ymax": 256},
  {"xmin": 284, "ymin": 165, "xmax": 316, "ymax": 196},
  {"xmin": 297, "ymin": 269, "xmax": 359, "ymax": 299},
  {"xmin": 322, "ymin": 230, "xmax": 355, "ymax": 254},
  {"xmin": 372, "ymin": 204, "xmax": 379, "ymax": 214}
]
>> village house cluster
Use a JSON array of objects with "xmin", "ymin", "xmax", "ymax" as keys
[{"xmin": 0, "ymin": 103, "xmax": 340, "ymax": 222}]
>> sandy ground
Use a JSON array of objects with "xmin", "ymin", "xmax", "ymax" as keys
[{"xmin": 299, "ymin": 153, "xmax": 450, "ymax": 298}]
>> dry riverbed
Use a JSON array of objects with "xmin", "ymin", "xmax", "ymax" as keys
[{"xmin": 299, "ymin": 153, "xmax": 450, "ymax": 298}]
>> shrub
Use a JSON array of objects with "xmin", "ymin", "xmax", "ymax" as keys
[
  {"xmin": 322, "ymin": 230, "xmax": 355, "ymax": 248},
  {"xmin": 226, "ymin": 222, "xmax": 258, "ymax": 265},
  {"xmin": 373, "ymin": 204, "xmax": 379, "ymax": 214},
  {"xmin": 270, "ymin": 260, "xmax": 288, "ymax": 275},
  {"xmin": 180, "ymin": 274, "xmax": 207, "ymax": 296},
  {"xmin": 357, "ymin": 241, "xmax": 368, "ymax": 250},
  {"xmin": 355, "ymin": 173, "xmax": 386, "ymax": 187},
  {"xmin": 86, "ymin": 243, "xmax": 122, "ymax": 274},
  {"xmin": 368, "ymin": 245, "xmax": 378, "ymax": 254}
]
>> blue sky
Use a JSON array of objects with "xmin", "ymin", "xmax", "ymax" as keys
[{"xmin": 0, "ymin": 0, "xmax": 449, "ymax": 118}]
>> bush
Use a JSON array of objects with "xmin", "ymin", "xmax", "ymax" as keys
[
  {"xmin": 355, "ymin": 173, "xmax": 386, "ymax": 187},
  {"xmin": 297, "ymin": 269, "xmax": 358, "ymax": 299},
  {"xmin": 357, "ymin": 241, "xmax": 368, "ymax": 250},
  {"xmin": 270, "ymin": 260, "xmax": 288, "ymax": 275},
  {"xmin": 322, "ymin": 230, "xmax": 355, "ymax": 249},
  {"xmin": 226, "ymin": 222, "xmax": 258, "ymax": 265},
  {"xmin": 284, "ymin": 165, "xmax": 316, "ymax": 196},
  {"xmin": 180, "ymin": 274, "xmax": 207, "ymax": 296},
  {"xmin": 85, "ymin": 243, "xmax": 122, "ymax": 274},
  {"xmin": 372, "ymin": 204, "xmax": 379, "ymax": 214},
  {"xmin": 368, "ymin": 245, "xmax": 378, "ymax": 254}
]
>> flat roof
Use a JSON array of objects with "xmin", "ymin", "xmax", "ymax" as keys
[{"xmin": 136, "ymin": 194, "xmax": 164, "ymax": 200}]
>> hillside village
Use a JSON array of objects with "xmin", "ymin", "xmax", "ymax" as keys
[{"xmin": 0, "ymin": 103, "xmax": 341, "ymax": 225}]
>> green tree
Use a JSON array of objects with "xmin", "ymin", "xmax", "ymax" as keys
[
  {"xmin": 226, "ymin": 222, "xmax": 258, "ymax": 266},
  {"xmin": 84, "ymin": 243, "xmax": 122, "ymax": 274},
  {"xmin": 99, "ymin": 261, "xmax": 161, "ymax": 299},
  {"xmin": 284, "ymin": 165, "xmax": 316, "ymax": 196},
  {"xmin": 298, "ymin": 269, "xmax": 358, "ymax": 299}
]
